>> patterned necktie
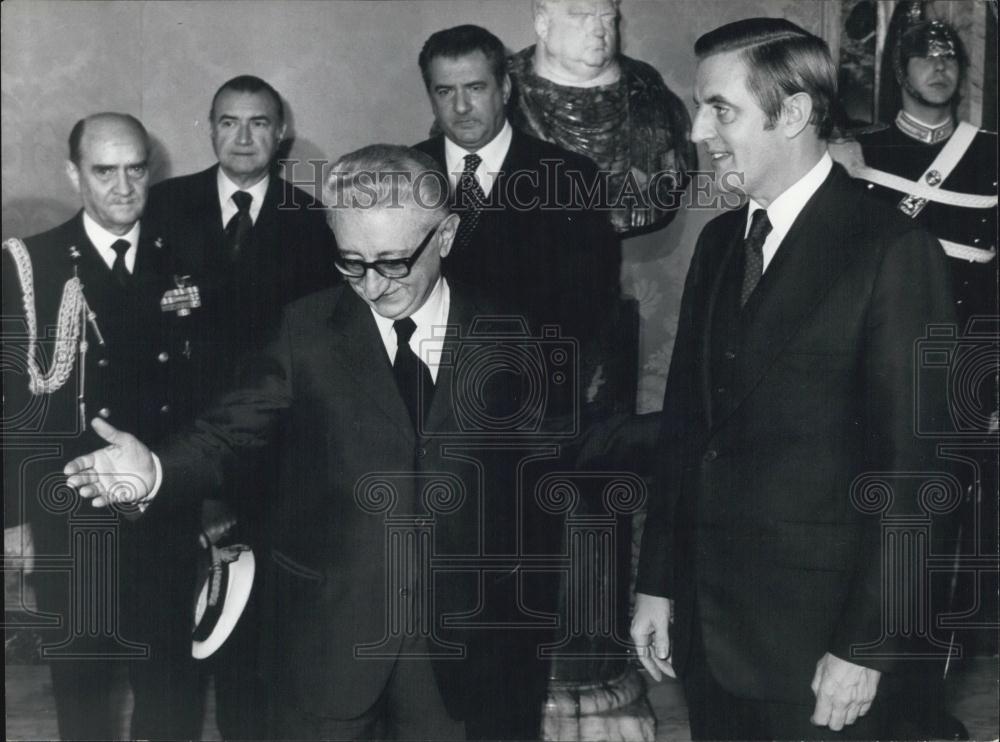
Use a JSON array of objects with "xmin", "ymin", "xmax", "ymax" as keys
[
  {"xmin": 225, "ymin": 190, "xmax": 253, "ymax": 261},
  {"xmin": 453, "ymin": 153, "xmax": 487, "ymax": 251},
  {"xmin": 739, "ymin": 209, "xmax": 772, "ymax": 308},
  {"xmin": 110, "ymin": 238, "xmax": 131, "ymax": 287},
  {"xmin": 392, "ymin": 317, "xmax": 434, "ymax": 429}
]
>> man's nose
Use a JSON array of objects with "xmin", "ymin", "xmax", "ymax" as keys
[
  {"xmin": 361, "ymin": 267, "xmax": 390, "ymax": 299},
  {"xmin": 690, "ymin": 108, "xmax": 712, "ymax": 144},
  {"xmin": 112, "ymin": 168, "xmax": 133, "ymax": 194},
  {"xmin": 454, "ymin": 91, "xmax": 472, "ymax": 114},
  {"xmin": 237, "ymin": 122, "xmax": 253, "ymax": 145}
]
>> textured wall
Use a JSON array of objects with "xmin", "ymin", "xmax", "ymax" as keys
[{"xmin": 1, "ymin": 0, "xmax": 831, "ymax": 411}]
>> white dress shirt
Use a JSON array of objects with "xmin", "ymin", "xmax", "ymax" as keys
[
  {"xmin": 217, "ymin": 168, "xmax": 269, "ymax": 226},
  {"xmin": 83, "ymin": 211, "xmax": 140, "ymax": 273},
  {"xmin": 370, "ymin": 277, "xmax": 451, "ymax": 382},
  {"xmin": 747, "ymin": 152, "xmax": 833, "ymax": 273},
  {"xmin": 443, "ymin": 120, "xmax": 513, "ymax": 198}
]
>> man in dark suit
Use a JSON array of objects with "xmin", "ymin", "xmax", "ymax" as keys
[
  {"xmin": 630, "ymin": 19, "xmax": 957, "ymax": 740},
  {"xmin": 2, "ymin": 113, "xmax": 200, "ymax": 739},
  {"xmin": 65, "ymin": 145, "xmax": 557, "ymax": 740},
  {"xmin": 144, "ymin": 74, "xmax": 336, "ymax": 737},
  {"xmin": 413, "ymin": 25, "xmax": 623, "ymax": 413}
]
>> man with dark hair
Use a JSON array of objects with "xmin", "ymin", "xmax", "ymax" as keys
[
  {"xmin": 2, "ymin": 112, "xmax": 199, "ymax": 739},
  {"xmin": 65, "ymin": 144, "xmax": 560, "ymax": 741},
  {"xmin": 631, "ymin": 18, "xmax": 956, "ymax": 740},
  {"xmin": 144, "ymin": 74, "xmax": 336, "ymax": 738},
  {"xmin": 414, "ymin": 24, "xmax": 626, "ymax": 419}
]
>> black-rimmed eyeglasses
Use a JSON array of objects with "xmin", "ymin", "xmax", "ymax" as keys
[{"xmin": 334, "ymin": 222, "xmax": 440, "ymax": 279}]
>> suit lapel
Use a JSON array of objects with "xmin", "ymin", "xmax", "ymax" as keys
[
  {"xmin": 701, "ymin": 209, "xmax": 746, "ymax": 431},
  {"xmin": 327, "ymin": 289, "xmax": 415, "ymax": 436},
  {"xmin": 424, "ymin": 288, "xmax": 472, "ymax": 434},
  {"xmin": 712, "ymin": 167, "xmax": 863, "ymax": 431},
  {"xmin": 198, "ymin": 166, "xmax": 227, "ymax": 273}
]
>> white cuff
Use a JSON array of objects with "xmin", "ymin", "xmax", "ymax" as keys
[{"xmin": 137, "ymin": 453, "xmax": 163, "ymax": 513}]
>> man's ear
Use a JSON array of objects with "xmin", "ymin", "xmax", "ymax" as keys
[
  {"xmin": 782, "ymin": 92, "xmax": 814, "ymax": 138},
  {"xmin": 437, "ymin": 212, "xmax": 461, "ymax": 259},
  {"xmin": 65, "ymin": 160, "xmax": 81, "ymax": 194},
  {"xmin": 502, "ymin": 73, "xmax": 512, "ymax": 104}
]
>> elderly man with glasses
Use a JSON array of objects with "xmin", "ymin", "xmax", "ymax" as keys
[{"xmin": 63, "ymin": 144, "xmax": 565, "ymax": 741}]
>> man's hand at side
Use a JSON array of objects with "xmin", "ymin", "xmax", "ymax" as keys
[
  {"xmin": 810, "ymin": 652, "xmax": 880, "ymax": 731},
  {"xmin": 63, "ymin": 418, "xmax": 156, "ymax": 508},
  {"xmin": 630, "ymin": 592, "xmax": 676, "ymax": 681}
]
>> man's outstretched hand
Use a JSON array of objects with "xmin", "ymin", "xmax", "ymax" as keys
[{"xmin": 63, "ymin": 418, "xmax": 156, "ymax": 508}]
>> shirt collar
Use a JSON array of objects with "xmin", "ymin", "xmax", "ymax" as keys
[
  {"xmin": 443, "ymin": 120, "xmax": 513, "ymax": 196},
  {"xmin": 748, "ymin": 152, "xmax": 832, "ymax": 239},
  {"xmin": 896, "ymin": 110, "xmax": 955, "ymax": 145},
  {"xmin": 82, "ymin": 211, "xmax": 141, "ymax": 272},
  {"xmin": 217, "ymin": 167, "xmax": 269, "ymax": 224},
  {"xmin": 748, "ymin": 152, "xmax": 832, "ymax": 272}
]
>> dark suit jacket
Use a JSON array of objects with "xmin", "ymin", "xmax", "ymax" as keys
[
  {"xmin": 636, "ymin": 164, "xmax": 956, "ymax": 704},
  {"xmin": 153, "ymin": 282, "xmax": 552, "ymax": 727},
  {"xmin": 414, "ymin": 128, "xmax": 621, "ymax": 353}
]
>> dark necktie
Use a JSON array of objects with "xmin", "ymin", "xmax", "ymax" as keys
[
  {"xmin": 110, "ymin": 238, "xmax": 131, "ymax": 287},
  {"xmin": 453, "ymin": 153, "xmax": 487, "ymax": 251},
  {"xmin": 739, "ymin": 209, "xmax": 772, "ymax": 308},
  {"xmin": 224, "ymin": 190, "xmax": 253, "ymax": 262},
  {"xmin": 392, "ymin": 317, "xmax": 434, "ymax": 429}
]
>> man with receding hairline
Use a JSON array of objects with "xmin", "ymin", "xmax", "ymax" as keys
[
  {"xmin": 2, "ymin": 112, "xmax": 200, "ymax": 739},
  {"xmin": 631, "ymin": 18, "xmax": 956, "ymax": 739}
]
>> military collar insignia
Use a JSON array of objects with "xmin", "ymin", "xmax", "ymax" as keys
[{"xmin": 896, "ymin": 110, "xmax": 955, "ymax": 145}]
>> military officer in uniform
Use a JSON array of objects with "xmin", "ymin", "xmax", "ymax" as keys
[{"xmin": 2, "ymin": 112, "xmax": 201, "ymax": 740}]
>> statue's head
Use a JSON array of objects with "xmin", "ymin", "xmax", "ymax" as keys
[{"xmin": 533, "ymin": 0, "xmax": 621, "ymax": 75}]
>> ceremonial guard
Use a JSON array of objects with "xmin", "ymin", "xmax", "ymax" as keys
[
  {"xmin": 2, "ymin": 113, "xmax": 201, "ymax": 740},
  {"xmin": 842, "ymin": 18, "xmax": 997, "ymax": 741},
  {"xmin": 854, "ymin": 20, "xmax": 997, "ymax": 322}
]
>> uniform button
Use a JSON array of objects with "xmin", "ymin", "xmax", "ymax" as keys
[
  {"xmin": 415, "ymin": 519, "xmax": 427, "ymax": 527},
  {"xmin": 703, "ymin": 449, "xmax": 718, "ymax": 462},
  {"xmin": 724, "ymin": 350, "xmax": 737, "ymax": 360},
  {"xmin": 98, "ymin": 407, "xmax": 111, "ymax": 419},
  {"xmin": 157, "ymin": 351, "xmax": 170, "ymax": 363},
  {"xmin": 159, "ymin": 404, "xmax": 171, "ymax": 414},
  {"xmin": 973, "ymin": 238, "xmax": 981, "ymax": 244},
  {"xmin": 866, "ymin": 183, "xmax": 874, "ymax": 189},
  {"xmin": 97, "ymin": 358, "xmax": 110, "ymax": 368},
  {"xmin": 399, "ymin": 588, "xmax": 409, "ymax": 597},
  {"xmin": 715, "ymin": 386, "xmax": 727, "ymax": 395}
]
